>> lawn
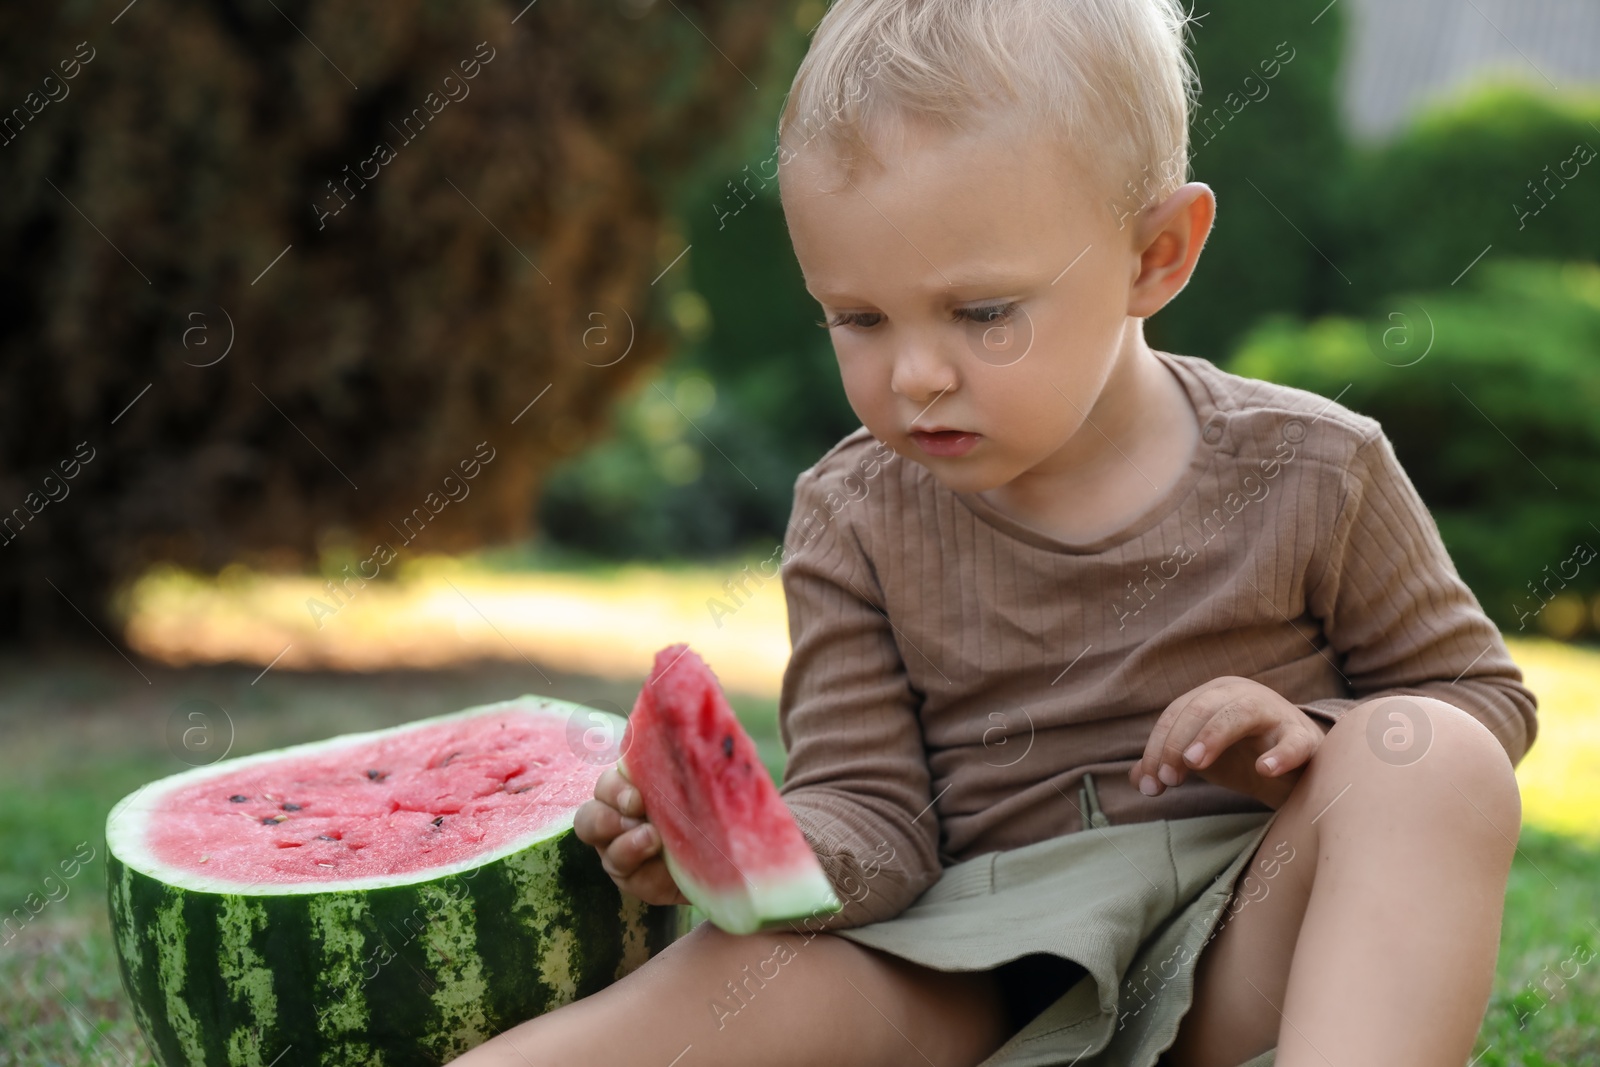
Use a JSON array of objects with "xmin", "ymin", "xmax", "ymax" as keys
[{"xmin": 1, "ymin": 622, "xmax": 1595, "ymax": 1065}]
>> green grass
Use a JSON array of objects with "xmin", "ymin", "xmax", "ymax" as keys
[
  {"xmin": 1, "ymin": 651, "xmax": 1594, "ymax": 1065},
  {"xmin": 0, "ymin": 652, "xmax": 780, "ymax": 1066},
  {"xmin": 0, "ymin": 730, "xmax": 168, "ymax": 1067},
  {"xmin": 1, "ymin": 913, "xmax": 148, "ymax": 1067},
  {"xmin": 1478, "ymin": 826, "xmax": 1600, "ymax": 1065}
]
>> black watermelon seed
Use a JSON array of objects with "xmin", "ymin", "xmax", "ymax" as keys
[
  {"xmin": 722, "ymin": 735, "xmax": 733, "ymax": 758},
  {"xmin": 282, "ymin": 802, "xmax": 302, "ymax": 812},
  {"xmin": 229, "ymin": 795, "xmax": 248, "ymax": 803},
  {"xmin": 431, "ymin": 816, "xmax": 445, "ymax": 828},
  {"xmin": 261, "ymin": 814, "xmax": 287, "ymax": 825},
  {"xmin": 366, "ymin": 769, "xmax": 387, "ymax": 781}
]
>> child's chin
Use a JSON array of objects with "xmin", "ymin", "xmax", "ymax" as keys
[{"xmin": 913, "ymin": 455, "xmax": 1008, "ymax": 494}]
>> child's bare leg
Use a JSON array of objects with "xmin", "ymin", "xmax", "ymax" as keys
[
  {"xmin": 1168, "ymin": 696, "xmax": 1520, "ymax": 1067},
  {"xmin": 448, "ymin": 917, "xmax": 1012, "ymax": 1067}
]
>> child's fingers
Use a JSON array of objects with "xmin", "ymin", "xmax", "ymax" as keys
[
  {"xmin": 600, "ymin": 822, "xmax": 663, "ymax": 881},
  {"xmin": 1181, "ymin": 699, "xmax": 1271, "ymax": 775},
  {"xmin": 1137, "ymin": 680, "xmax": 1250, "ymax": 793},
  {"xmin": 1252, "ymin": 722, "xmax": 1321, "ymax": 777},
  {"xmin": 585, "ymin": 760, "xmax": 686, "ymax": 906},
  {"xmin": 572, "ymin": 798, "xmax": 612, "ymax": 846},
  {"xmin": 1133, "ymin": 689, "xmax": 1204, "ymax": 792},
  {"xmin": 618, "ymin": 857, "xmax": 690, "ymax": 907},
  {"xmin": 593, "ymin": 766, "xmax": 647, "ymax": 819},
  {"xmin": 573, "ymin": 797, "xmax": 640, "ymax": 848}
]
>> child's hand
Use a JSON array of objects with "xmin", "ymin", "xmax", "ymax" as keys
[
  {"xmin": 1129, "ymin": 676, "xmax": 1326, "ymax": 810},
  {"xmin": 573, "ymin": 764, "xmax": 690, "ymax": 906}
]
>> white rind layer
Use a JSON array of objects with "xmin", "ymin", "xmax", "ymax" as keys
[
  {"xmin": 662, "ymin": 848, "xmax": 842, "ymax": 936},
  {"xmin": 106, "ymin": 695, "xmax": 621, "ymax": 896}
]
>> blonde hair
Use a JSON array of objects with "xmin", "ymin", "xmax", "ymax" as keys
[{"xmin": 777, "ymin": 0, "xmax": 1198, "ymax": 205}]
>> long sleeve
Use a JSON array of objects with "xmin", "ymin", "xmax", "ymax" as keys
[
  {"xmin": 1296, "ymin": 430, "xmax": 1538, "ymax": 764},
  {"xmin": 774, "ymin": 464, "xmax": 942, "ymax": 930}
]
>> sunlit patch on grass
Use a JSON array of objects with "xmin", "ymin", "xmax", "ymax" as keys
[
  {"xmin": 121, "ymin": 555, "xmax": 792, "ymax": 699},
  {"xmin": 1504, "ymin": 637, "xmax": 1600, "ymax": 841}
]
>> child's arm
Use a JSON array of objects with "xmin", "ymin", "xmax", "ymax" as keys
[
  {"xmin": 1289, "ymin": 429, "xmax": 1536, "ymax": 759},
  {"xmin": 1134, "ymin": 427, "xmax": 1538, "ymax": 800},
  {"xmin": 773, "ymin": 462, "xmax": 943, "ymax": 930}
]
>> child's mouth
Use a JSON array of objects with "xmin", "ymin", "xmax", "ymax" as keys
[{"xmin": 909, "ymin": 430, "xmax": 981, "ymax": 457}]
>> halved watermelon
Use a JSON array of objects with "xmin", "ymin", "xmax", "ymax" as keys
[
  {"xmin": 619, "ymin": 644, "xmax": 840, "ymax": 935},
  {"xmin": 105, "ymin": 695, "xmax": 685, "ymax": 1067}
]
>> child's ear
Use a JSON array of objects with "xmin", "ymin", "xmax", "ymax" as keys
[{"xmin": 1126, "ymin": 182, "xmax": 1215, "ymax": 319}]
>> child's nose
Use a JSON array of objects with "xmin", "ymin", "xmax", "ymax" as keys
[{"xmin": 889, "ymin": 341, "xmax": 959, "ymax": 404}]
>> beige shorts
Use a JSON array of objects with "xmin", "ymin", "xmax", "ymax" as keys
[{"xmin": 833, "ymin": 785, "xmax": 1282, "ymax": 1067}]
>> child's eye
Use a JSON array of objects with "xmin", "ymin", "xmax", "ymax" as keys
[
  {"xmin": 817, "ymin": 311, "xmax": 884, "ymax": 330},
  {"xmin": 956, "ymin": 302, "xmax": 1020, "ymax": 325}
]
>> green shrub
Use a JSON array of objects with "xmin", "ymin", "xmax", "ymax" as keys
[
  {"xmin": 536, "ymin": 183, "xmax": 863, "ymax": 561},
  {"xmin": 1150, "ymin": 0, "xmax": 1348, "ymax": 361},
  {"xmin": 1228, "ymin": 259, "xmax": 1600, "ymax": 637},
  {"xmin": 1331, "ymin": 84, "xmax": 1600, "ymax": 313}
]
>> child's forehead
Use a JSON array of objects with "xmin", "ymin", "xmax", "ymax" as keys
[
  {"xmin": 780, "ymin": 111, "xmax": 1113, "ymax": 215},
  {"xmin": 781, "ymin": 137, "xmax": 1119, "ymax": 301}
]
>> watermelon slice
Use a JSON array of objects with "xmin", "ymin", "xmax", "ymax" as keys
[
  {"xmin": 619, "ymin": 644, "xmax": 841, "ymax": 935},
  {"xmin": 105, "ymin": 695, "xmax": 685, "ymax": 1067}
]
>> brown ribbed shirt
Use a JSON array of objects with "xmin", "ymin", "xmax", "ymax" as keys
[{"xmin": 775, "ymin": 349, "xmax": 1538, "ymax": 930}]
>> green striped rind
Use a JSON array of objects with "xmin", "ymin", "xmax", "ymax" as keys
[{"xmin": 106, "ymin": 696, "xmax": 690, "ymax": 1067}]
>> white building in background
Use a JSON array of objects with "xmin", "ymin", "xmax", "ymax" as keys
[{"xmin": 1339, "ymin": 0, "xmax": 1600, "ymax": 139}]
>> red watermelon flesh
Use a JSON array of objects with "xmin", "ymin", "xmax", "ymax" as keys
[
  {"xmin": 620, "ymin": 644, "xmax": 840, "ymax": 934},
  {"xmin": 145, "ymin": 710, "xmax": 597, "ymax": 885}
]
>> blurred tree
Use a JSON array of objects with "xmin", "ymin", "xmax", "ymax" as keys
[
  {"xmin": 537, "ymin": 187, "xmax": 861, "ymax": 561},
  {"xmin": 1149, "ymin": 0, "xmax": 1349, "ymax": 361},
  {"xmin": 539, "ymin": 2, "xmax": 863, "ymax": 561},
  {"xmin": 0, "ymin": 0, "xmax": 785, "ymax": 644}
]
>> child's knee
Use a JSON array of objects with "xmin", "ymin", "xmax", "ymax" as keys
[{"xmin": 1312, "ymin": 696, "xmax": 1520, "ymax": 832}]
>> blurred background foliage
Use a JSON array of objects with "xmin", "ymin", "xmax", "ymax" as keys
[
  {"xmin": 3, "ymin": 0, "xmax": 1598, "ymax": 642},
  {"xmin": 1232, "ymin": 259, "xmax": 1600, "ymax": 638},
  {"xmin": 539, "ymin": 1, "xmax": 860, "ymax": 561},
  {"xmin": 1333, "ymin": 85, "xmax": 1600, "ymax": 311},
  {"xmin": 0, "ymin": 0, "xmax": 788, "ymax": 643},
  {"xmin": 540, "ymin": 0, "xmax": 1600, "ymax": 641}
]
